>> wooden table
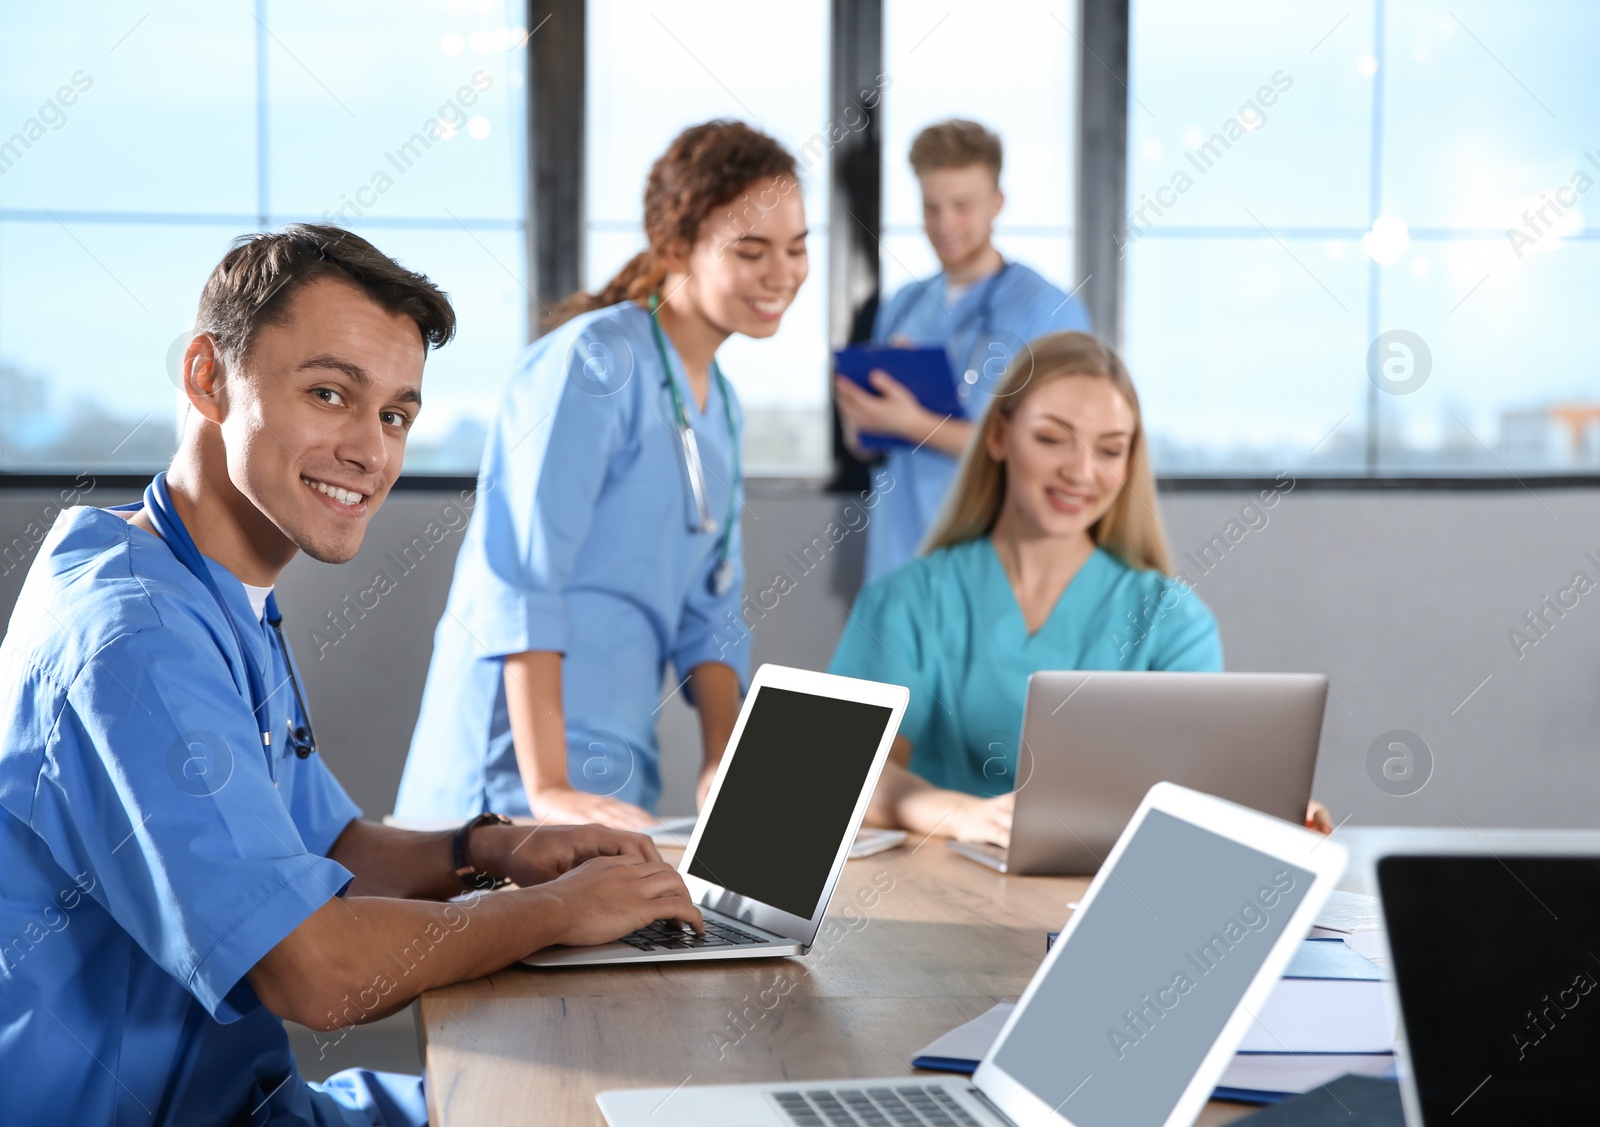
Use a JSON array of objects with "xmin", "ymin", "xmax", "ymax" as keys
[{"xmin": 415, "ymin": 840, "xmax": 1261, "ymax": 1125}]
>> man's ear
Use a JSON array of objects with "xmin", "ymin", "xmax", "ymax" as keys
[
  {"xmin": 990, "ymin": 186, "xmax": 1006, "ymax": 223},
  {"xmin": 182, "ymin": 334, "xmax": 227, "ymax": 422}
]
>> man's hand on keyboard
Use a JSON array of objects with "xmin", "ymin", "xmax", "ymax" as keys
[
  {"xmin": 489, "ymin": 823, "xmax": 665, "ymax": 888},
  {"xmin": 537, "ymin": 855, "xmax": 705, "ymax": 948}
]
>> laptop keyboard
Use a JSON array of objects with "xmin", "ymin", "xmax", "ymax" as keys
[
  {"xmin": 773, "ymin": 1086, "xmax": 982, "ymax": 1126},
  {"xmin": 616, "ymin": 918, "xmax": 769, "ymax": 951}
]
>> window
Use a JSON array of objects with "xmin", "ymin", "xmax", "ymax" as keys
[
  {"xmin": 0, "ymin": 1, "xmax": 528, "ymax": 474},
  {"xmin": 585, "ymin": 0, "xmax": 832, "ymax": 475},
  {"xmin": 880, "ymin": 1, "xmax": 1082, "ymax": 305},
  {"xmin": 1126, "ymin": 0, "xmax": 1600, "ymax": 475}
]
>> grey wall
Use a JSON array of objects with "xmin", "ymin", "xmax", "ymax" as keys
[{"xmin": 4, "ymin": 480, "xmax": 1598, "ymax": 830}]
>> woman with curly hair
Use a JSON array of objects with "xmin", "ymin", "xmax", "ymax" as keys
[{"xmin": 398, "ymin": 121, "xmax": 809, "ymax": 829}]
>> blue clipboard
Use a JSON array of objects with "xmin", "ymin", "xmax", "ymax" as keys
[{"xmin": 834, "ymin": 345, "xmax": 965, "ymax": 452}]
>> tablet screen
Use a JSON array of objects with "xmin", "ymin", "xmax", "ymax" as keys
[{"xmin": 989, "ymin": 809, "xmax": 1312, "ymax": 1126}]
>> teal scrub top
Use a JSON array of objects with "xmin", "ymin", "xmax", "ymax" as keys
[{"xmin": 827, "ymin": 539, "xmax": 1223, "ymax": 797}]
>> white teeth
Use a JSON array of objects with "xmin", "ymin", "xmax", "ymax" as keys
[
  {"xmin": 302, "ymin": 476, "xmax": 363, "ymax": 507},
  {"xmin": 751, "ymin": 299, "xmax": 785, "ymax": 314}
]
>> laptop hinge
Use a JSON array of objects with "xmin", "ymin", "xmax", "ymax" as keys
[{"xmin": 967, "ymin": 1085, "xmax": 1019, "ymax": 1126}]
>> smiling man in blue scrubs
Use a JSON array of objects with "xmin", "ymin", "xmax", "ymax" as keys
[
  {"xmin": 0, "ymin": 226, "xmax": 704, "ymax": 1126},
  {"xmin": 835, "ymin": 119, "xmax": 1092, "ymax": 581}
]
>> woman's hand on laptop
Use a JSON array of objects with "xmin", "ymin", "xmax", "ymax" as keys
[
  {"xmin": 1305, "ymin": 800, "xmax": 1333, "ymax": 834},
  {"xmin": 870, "ymin": 762, "xmax": 1013, "ymax": 847},
  {"xmin": 538, "ymin": 855, "xmax": 705, "ymax": 947},
  {"xmin": 946, "ymin": 793, "xmax": 1015, "ymax": 847},
  {"xmin": 530, "ymin": 785, "xmax": 658, "ymax": 831}
]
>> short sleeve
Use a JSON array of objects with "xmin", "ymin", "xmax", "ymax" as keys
[
  {"xmin": 1026, "ymin": 283, "xmax": 1092, "ymax": 337},
  {"xmin": 28, "ymin": 623, "xmax": 353, "ymax": 1022},
  {"xmin": 1148, "ymin": 579, "xmax": 1225, "ymax": 672},
  {"xmin": 827, "ymin": 573, "xmax": 936, "ymax": 752},
  {"xmin": 452, "ymin": 326, "xmax": 630, "ymax": 658},
  {"xmin": 287, "ymin": 756, "xmax": 362, "ymax": 857}
]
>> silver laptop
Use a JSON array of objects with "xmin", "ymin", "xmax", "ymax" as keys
[
  {"xmin": 524, "ymin": 664, "xmax": 907, "ymax": 967},
  {"xmin": 950, "ymin": 671, "xmax": 1327, "ymax": 876},
  {"xmin": 598, "ymin": 781, "xmax": 1349, "ymax": 1127}
]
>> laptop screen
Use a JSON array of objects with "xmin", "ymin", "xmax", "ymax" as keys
[
  {"xmin": 686, "ymin": 686, "xmax": 894, "ymax": 920},
  {"xmin": 1379, "ymin": 855, "xmax": 1600, "ymax": 1124},
  {"xmin": 988, "ymin": 809, "xmax": 1312, "ymax": 1126}
]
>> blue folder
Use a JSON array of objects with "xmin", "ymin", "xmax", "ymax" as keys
[{"xmin": 834, "ymin": 345, "xmax": 965, "ymax": 451}]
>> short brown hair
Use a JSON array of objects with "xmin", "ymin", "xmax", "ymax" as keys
[
  {"xmin": 908, "ymin": 119, "xmax": 1003, "ymax": 181},
  {"xmin": 196, "ymin": 223, "xmax": 456, "ymax": 364}
]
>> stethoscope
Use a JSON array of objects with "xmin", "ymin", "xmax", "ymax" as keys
[
  {"xmin": 883, "ymin": 261, "xmax": 1014, "ymax": 407},
  {"xmin": 123, "ymin": 473, "xmax": 318, "ymax": 761},
  {"xmin": 647, "ymin": 293, "xmax": 740, "ymax": 597}
]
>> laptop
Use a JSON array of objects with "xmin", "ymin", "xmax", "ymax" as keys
[
  {"xmin": 1377, "ymin": 846, "xmax": 1600, "ymax": 1125},
  {"xmin": 598, "ymin": 781, "xmax": 1346, "ymax": 1126},
  {"xmin": 523, "ymin": 663, "xmax": 907, "ymax": 967},
  {"xmin": 949, "ymin": 671, "xmax": 1327, "ymax": 875}
]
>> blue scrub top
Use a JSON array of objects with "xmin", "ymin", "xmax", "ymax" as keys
[
  {"xmin": 0, "ymin": 506, "xmax": 369, "ymax": 1126},
  {"xmin": 828, "ymin": 539, "xmax": 1223, "ymax": 796},
  {"xmin": 395, "ymin": 300, "xmax": 749, "ymax": 819},
  {"xmin": 865, "ymin": 262, "xmax": 1091, "ymax": 581}
]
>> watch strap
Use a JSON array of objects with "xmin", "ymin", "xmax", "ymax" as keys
[{"xmin": 452, "ymin": 812, "xmax": 511, "ymax": 891}]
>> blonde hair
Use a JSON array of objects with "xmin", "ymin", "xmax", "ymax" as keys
[{"xmin": 923, "ymin": 331, "xmax": 1173, "ymax": 574}]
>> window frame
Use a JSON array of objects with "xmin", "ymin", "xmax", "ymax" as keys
[{"xmin": 5, "ymin": 0, "xmax": 1593, "ymax": 490}]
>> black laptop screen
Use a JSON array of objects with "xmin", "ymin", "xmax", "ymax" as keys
[
  {"xmin": 686, "ymin": 686, "xmax": 893, "ymax": 920},
  {"xmin": 1379, "ymin": 855, "xmax": 1600, "ymax": 1124}
]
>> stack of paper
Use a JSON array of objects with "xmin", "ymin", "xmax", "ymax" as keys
[
  {"xmin": 1307, "ymin": 889, "xmax": 1387, "ymax": 963},
  {"xmin": 1237, "ymin": 939, "xmax": 1394, "ymax": 1054},
  {"xmin": 1213, "ymin": 1053, "xmax": 1395, "ymax": 1104},
  {"xmin": 912, "ymin": 940, "xmax": 1396, "ymax": 1105}
]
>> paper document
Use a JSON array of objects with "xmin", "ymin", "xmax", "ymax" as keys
[
  {"xmin": 911, "ymin": 1002, "xmax": 1015, "ymax": 1073},
  {"xmin": 1214, "ymin": 1054, "xmax": 1396, "ymax": 1104},
  {"xmin": 1236, "ymin": 939, "xmax": 1395, "ymax": 1054}
]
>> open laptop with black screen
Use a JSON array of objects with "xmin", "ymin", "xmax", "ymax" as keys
[
  {"xmin": 1377, "ymin": 848, "xmax": 1600, "ymax": 1125},
  {"xmin": 597, "ymin": 782, "xmax": 1347, "ymax": 1126},
  {"xmin": 524, "ymin": 664, "xmax": 907, "ymax": 967}
]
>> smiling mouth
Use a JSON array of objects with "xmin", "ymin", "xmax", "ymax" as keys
[
  {"xmin": 1046, "ymin": 486, "xmax": 1094, "ymax": 511},
  {"xmin": 748, "ymin": 297, "xmax": 788, "ymax": 318},
  {"xmin": 301, "ymin": 475, "xmax": 368, "ymax": 509}
]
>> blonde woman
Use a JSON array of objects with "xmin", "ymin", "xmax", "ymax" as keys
[{"xmin": 828, "ymin": 331, "xmax": 1220, "ymax": 845}]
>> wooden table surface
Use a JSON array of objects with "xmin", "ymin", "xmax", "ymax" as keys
[{"xmin": 415, "ymin": 839, "xmax": 1261, "ymax": 1126}]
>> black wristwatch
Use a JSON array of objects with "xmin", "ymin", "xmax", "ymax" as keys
[{"xmin": 452, "ymin": 812, "xmax": 512, "ymax": 891}]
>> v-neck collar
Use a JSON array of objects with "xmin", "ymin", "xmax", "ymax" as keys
[
  {"xmin": 640, "ymin": 303, "xmax": 715, "ymax": 419},
  {"xmin": 984, "ymin": 537, "xmax": 1105, "ymax": 642},
  {"xmin": 938, "ymin": 265, "xmax": 1003, "ymax": 321}
]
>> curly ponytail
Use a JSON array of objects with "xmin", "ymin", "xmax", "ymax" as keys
[{"xmin": 547, "ymin": 119, "xmax": 799, "ymax": 329}]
